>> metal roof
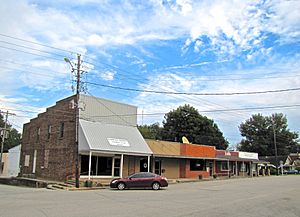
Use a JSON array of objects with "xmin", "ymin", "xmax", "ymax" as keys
[
  {"xmin": 79, "ymin": 94, "xmax": 137, "ymax": 126},
  {"xmin": 79, "ymin": 119, "xmax": 152, "ymax": 155}
]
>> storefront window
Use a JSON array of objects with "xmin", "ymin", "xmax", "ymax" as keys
[
  {"xmin": 240, "ymin": 163, "xmax": 246, "ymax": 172},
  {"xmin": 80, "ymin": 155, "xmax": 113, "ymax": 176},
  {"xmin": 221, "ymin": 162, "xmax": 229, "ymax": 171},
  {"xmin": 190, "ymin": 159, "xmax": 205, "ymax": 171}
]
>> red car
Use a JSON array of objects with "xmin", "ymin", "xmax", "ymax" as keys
[{"xmin": 110, "ymin": 172, "xmax": 168, "ymax": 190}]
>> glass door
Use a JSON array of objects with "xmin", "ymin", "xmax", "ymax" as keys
[
  {"xmin": 113, "ymin": 157, "xmax": 121, "ymax": 177},
  {"xmin": 155, "ymin": 160, "xmax": 161, "ymax": 175}
]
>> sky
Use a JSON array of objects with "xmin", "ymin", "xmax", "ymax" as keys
[{"xmin": 0, "ymin": 0, "xmax": 300, "ymax": 147}]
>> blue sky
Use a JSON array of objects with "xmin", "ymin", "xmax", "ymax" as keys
[{"xmin": 0, "ymin": 0, "xmax": 300, "ymax": 147}]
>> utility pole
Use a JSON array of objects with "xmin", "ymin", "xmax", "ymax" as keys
[
  {"xmin": 0, "ymin": 110, "xmax": 15, "ymax": 175},
  {"xmin": 272, "ymin": 115, "xmax": 278, "ymax": 176},
  {"xmin": 65, "ymin": 54, "xmax": 82, "ymax": 188},
  {"xmin": 75, "ymin": 54, "xmax": 81, "ymax": 188}
]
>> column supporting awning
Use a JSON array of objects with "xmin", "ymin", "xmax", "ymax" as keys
[
  {"xmin": 88, "ymin": 151, "xmax": 92, "ymax": 180},
  {"xmin": 120, "ymin": 154, "xmax": 124, "ymax": 178},
  {"xmin": 147, "ymin": 155, "xmax": 150, "ymax": 172}
]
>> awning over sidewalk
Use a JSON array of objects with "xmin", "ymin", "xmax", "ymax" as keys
[{"xmin": 79, "ymin": 119, "xmax": 152, "ymax": 155}]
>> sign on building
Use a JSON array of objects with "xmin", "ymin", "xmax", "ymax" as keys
[
  {"xmin": 107, "ymin": 138, "xmax": 130, "ymax": 147},
  {"xmin": 238, "ymin": 151, "xmax": 258, "ymax": 160}
]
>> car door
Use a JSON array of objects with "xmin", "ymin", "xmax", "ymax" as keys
[
  {"xmin": 141, "ymin": 173, "xmax": 156, "ymax": 187},
  {"xmin": 127, "ymin": 173, "xmax": 144, "ymax": 188}
]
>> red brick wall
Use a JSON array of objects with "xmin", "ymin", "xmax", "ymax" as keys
[
  {"xmin": 180, "ymin": 143, "xmax": 216, "ymax": 158},
  {"xmin": 20, "ymin": 95, "xmax": 77, "ymax": 181},
  {"xmin": 184, "ymin": 159, "xmax": 209, "ymax": 178}
]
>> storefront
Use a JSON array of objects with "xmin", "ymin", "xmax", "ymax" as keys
[{"xmin": 79, "ymin": 119, "xmax": 153, "ymax": 180}]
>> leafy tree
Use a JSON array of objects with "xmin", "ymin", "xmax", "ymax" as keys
[
  {"xmin": 138, "ymin": 123, "xmax": 162, "ymax": 140},
  {"xmin": 0, "ymin": 113, "xmax": 21, "ymax": 152},
  {"xmin": 161, "ymin": 104, "xmax": 228, "ymax": 149},
  {"xmin": 238, "ymin": 113, "xmax": 299, "ymax": 156}
]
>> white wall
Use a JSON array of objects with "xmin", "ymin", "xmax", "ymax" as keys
[{"xmin": 8, "ymin": 145, "xmax": 21, "ymax": 177}]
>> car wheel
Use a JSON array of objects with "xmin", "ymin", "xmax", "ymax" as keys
[
  {"xmin": 117, "ymin": 182, "xmax": 125, "ymax": 190},
  {"xmin": 152, "ymin": 182, "xmax": 160, "ymax": 190}
]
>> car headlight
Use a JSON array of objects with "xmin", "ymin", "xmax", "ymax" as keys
[{"xmin": 111, "ymin": 180, "xmax": 118, "ymax": 184}]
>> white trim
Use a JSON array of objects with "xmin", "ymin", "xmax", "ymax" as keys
[
  {"xmin": 32, "ymin": 150, "xmax": 37, "ymax": 174},
  {"xmin": 80, "ymin": 150, "xmax": 151, "ymax": 157},
  {"xmin": 88, "ymin": 151, "xmax": 92, "ymax": 180},
  {"xmin": 147, "ymin": 156, "xmax": 150, "ymax": 172},
  {"xmin": 120, "ymin": 154, "xmax": 124, "ymax": 178}
]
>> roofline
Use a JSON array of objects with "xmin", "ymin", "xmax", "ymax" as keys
[{"xmin": 79, "ymin": 94, "xmax": 137, "ymax": 109}]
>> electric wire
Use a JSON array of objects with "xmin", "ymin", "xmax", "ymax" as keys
[{"xmin": 84, "ymin": 81, "xmax": 300, "ymax": 96}]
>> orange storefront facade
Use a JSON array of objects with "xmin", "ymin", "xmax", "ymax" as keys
[
  {"xmin": 146, "ymin": 140, "xmax": 220, "ymax": 179},
  {"xmin": 146, "ymin": 139, "xmax": 259, "ymax": 179}
]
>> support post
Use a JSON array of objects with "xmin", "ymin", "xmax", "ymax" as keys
[
  {"xmin": 147, "ymin": 155, "xmax": 150, "ymax": 173},
  {"xmin": 120, "ymin": 154, "xmax": 124, "ymax": 178},
  {"xmin": 88, "ymin": 151, "xmax": 92, "ymax": 180}
]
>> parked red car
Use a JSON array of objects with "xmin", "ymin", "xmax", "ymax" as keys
[{"xmin": 110, "ymin": 172, "xmax": 168, "ymax": 190}]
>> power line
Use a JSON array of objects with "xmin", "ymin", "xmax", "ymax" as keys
[
  {"xmin": 0, "ymin": 45, "xmax": 65, "ymax": 62},
  {"xmin": 0, "ymin": 33, "xmax": 75, "ymax": 54},
  {"xmin": 85, "ymin": 81, "xmax": 300, "ymax": 96},
  {"xmin": 74, "ymin": 104, "xmax": 300, "ymax": 118},
  {"xmin": 0, "ymin": 40, "xmax": 70, "ymax": 59}
]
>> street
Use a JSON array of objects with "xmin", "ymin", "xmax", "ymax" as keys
[{"xmin": 0, "ymin": 176, "xmax": 299, "ymax": 217}]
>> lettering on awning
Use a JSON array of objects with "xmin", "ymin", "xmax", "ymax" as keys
[{"xmin": 107, "ymin": 138, "xmax": 130, "ymax": 147}]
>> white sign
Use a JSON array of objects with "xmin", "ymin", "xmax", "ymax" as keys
[
  {"xmin": 238, "ymin": 151, "xmax": 258, "ymax": 160},
  {"xmin": 107, "ymin": 138, "xmax": 130, "ymax": 147}
]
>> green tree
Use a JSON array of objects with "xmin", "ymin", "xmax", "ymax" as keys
[
  {"xmin": 238, "ymin": 113, "xmax": 299, "ymax": 156},
  {"xmin": 138, "ymin": 123, "xmax": 162, "ymax": 140},
  {"xmin": 0, "ymin": 113, "xmax": 21, "ymax": 152},
  {"xmin": 161, "ymin": 104, "xmax": 228, "ymax": 149}
]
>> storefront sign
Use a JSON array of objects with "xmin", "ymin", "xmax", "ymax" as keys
[
  {"xmin": 238, "ymin": 151, "xmax": 258, "ymax": 160},
  {"xmin": 107, "ymin": 138, "xmax": 130, "ymax": 147}
]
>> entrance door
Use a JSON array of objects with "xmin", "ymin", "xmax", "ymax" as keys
[
  {"xmin": 209, "ymin": 162, "xmax": 213, "ymax": 176},
  {"xmin": 155, "ymin": 160, "xmax": 161, "ymax": 175},
  {"xmin": 113, "ymin": 157, "xmax": 121, "ymax": 177},
  {"xmin": 140, "ymin": 159, "xmax": 148, "ymax": 172}
]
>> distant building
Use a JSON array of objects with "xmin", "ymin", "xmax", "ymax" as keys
[
  {"xmin": 8, "ymin": 145, "xmax": 21, "ymax": 177},
  {"xmin": 0, "ymin": 152, "xmax": 8, "ymax": 176}
]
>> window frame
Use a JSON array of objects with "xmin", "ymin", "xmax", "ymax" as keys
[{"xmin": 190, "ymin": 159, "xmax": 206, "ymax": 171}]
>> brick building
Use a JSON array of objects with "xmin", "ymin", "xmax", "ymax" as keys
[{"xmin": 20, "ymin": 94, "xmax": 152, "ymax": 182}]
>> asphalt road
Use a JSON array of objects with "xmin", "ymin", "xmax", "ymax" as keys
[{"xmin": 0, "ymin": 176, "xmax": 299, "ymax": 217}]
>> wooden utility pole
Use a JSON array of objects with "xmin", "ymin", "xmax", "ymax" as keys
[
  {"xmin": 75, "ymin": 54, "xmax": 81, "ymax": 188},
  {"xmin": 64, "ymin": 54, "xmax": 82, "ymax": 188},
  {"xmin": 0, "ymin": 110, "xmax": 15, "ymax": 175}
]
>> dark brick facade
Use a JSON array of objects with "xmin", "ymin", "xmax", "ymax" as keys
[{"xmin": 20, "ymin": 95, "xmax": 77, "ymax": 181}]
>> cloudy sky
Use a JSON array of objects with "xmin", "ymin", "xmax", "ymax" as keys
[{"xmin": 0, "ymin": 0, "xmax": 300, "ymax": 147}]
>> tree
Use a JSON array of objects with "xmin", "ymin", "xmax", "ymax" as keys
[
  {"xmin": 0, "ymin": 113, "xmax": 21, "ymax": 152},
  {"xmin": 238, "ymin": 113, "xmax": 299, "ymax": 156},
  {"xmin": 161, "ymin": 104, "xmax": 228, "ymax": 149},
  {"xmin": 138, "ymin": 123, "xmax": 162, "ymax": 140}
]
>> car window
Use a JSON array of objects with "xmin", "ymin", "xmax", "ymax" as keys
[
  {"xmin": 143, "ymin": 173, "xmax": 156, "ymax": 178},
  {"xmin": 130, "ymin": 173, "xmax": 144, "ymax": 178},
  {"xmin": 130, "ymin": 173, "xmax": 156, "ymax": 178}
]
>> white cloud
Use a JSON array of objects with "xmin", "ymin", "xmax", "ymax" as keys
[
  {"xmin": 99, "ymin": 70, "xmax": 116, "ymax": 81},
  {"xmin": 133, "ymin": 56, "xmax": 300, "ymax": 145}
]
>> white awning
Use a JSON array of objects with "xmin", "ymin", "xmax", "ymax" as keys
[{"xmin": 79, "ymin": 119, "xmax": 152, "ymax": 156}]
